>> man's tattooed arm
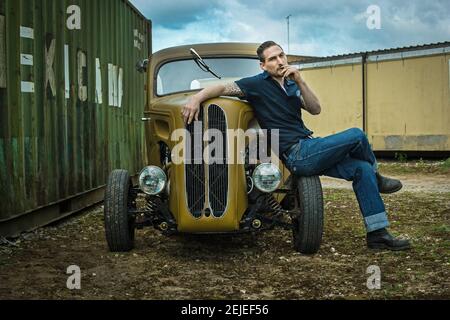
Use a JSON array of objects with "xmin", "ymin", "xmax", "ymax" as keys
[
  {"xmin": 183, "ymin": 82, "xmax": 244, "ymax": 124},
  {"xmin": 223, "ymin": 82, "xmax": 245, "ymax": 97}
]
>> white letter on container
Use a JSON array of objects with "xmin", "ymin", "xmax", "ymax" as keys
[
  {"xmin": 77, "ymin": 50, "xmax": 87, "ymax": 102},
  {"xmin": 45, "ymin": 39, "xmax": 56, "ymax": 97},
  {"xmin": 108, "ymin": 64, "xmax": 119, "ymax": 107},
  {"xmin": 95, "ymin": 58, "xmax": 103, "ymax": 104},
  {"xmin": 118, "ymin": 67, "xmax": 123, "ymax": 108},
  {"xmin": 64, "ymin": 45, "xmax": 70, "ymax": 99}
]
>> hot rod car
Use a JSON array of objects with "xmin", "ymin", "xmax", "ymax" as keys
[{"xmin": 104, "ymin": 43, "xmax": 324, "ymax": 254}]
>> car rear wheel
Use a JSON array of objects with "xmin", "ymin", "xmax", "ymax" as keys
[
  {"xmin": 292, "ymin": 176, "xmax": 324, "ymax": 254},
  {"xmin": 104, "ymin": 170, "xmax": 135, "ymax": 252}
]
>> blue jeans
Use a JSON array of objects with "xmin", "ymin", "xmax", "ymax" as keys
[{"xmin": 284, "ymin": 128, "xmax": 389, "ymax": 233}]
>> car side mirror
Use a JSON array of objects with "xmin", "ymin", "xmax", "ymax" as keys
[{"xmin": 136, "ymin": 59, "xmax": 149, "ymax": 73}]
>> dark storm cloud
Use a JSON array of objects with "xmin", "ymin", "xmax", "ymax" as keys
[
  {"xmin": 130, "ymin": 0, "xmax": 222, "ymax": 29},
  {"xmin": 130, "ymin": 0, "xmax": 450, "ymax": 55}
]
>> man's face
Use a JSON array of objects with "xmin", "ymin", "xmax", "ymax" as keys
[{"xmin": 260, "ymin": 45, "xmax": 288, "ymax": 78}]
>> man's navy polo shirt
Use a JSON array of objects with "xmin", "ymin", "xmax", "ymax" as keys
[{"xmin": 235, "ymin": 71, "xmax": 313, "ymax": 155}]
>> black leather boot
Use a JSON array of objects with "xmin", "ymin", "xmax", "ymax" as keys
[
  {"xmin": 376, "ymin": 172, "xmax": 403, "ymax": 194},
  {"xmin": 367, "ymin": 228, "xmax": 411, "ymax": 251}
]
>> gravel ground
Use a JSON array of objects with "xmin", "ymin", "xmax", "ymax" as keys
[{"xmin": 0, "ymin": 164, "xmax": 449, "ymax": 300}]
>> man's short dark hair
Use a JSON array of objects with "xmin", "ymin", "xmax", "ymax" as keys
[{"xmin": 257, "ymin": 41, "xmax": 284, "ymax": 62}]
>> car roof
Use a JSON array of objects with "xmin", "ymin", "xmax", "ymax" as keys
[{"xmin": 151, "ymin": 42, "xmax": 260, "ymax": 64}]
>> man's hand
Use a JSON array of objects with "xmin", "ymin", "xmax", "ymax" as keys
[
  {"xmin": 181, "ymin": 83, "xmax": 244, "ymax": 125},
  {"xmin": 182, "ymin": 97, "xmax": 200, "ymax": 125},
  {"xmin": 280, "ymin": 65, "xmax": 321, "ymax": 115},
  {"xmin": 281, "ymin": 65, "xmax": 302, "ymax": 83}
]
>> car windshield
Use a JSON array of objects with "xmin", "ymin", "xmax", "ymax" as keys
[{"xmin": 156, "ymin": 58, "xmax": 261, "ymax": 95}]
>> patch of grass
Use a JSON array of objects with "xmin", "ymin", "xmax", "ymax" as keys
[
  {"xmin": 377, "ymin": 159, "xmax": 450, "ymax": 175},
  {"xmin": 442, "ymin": 158, "xmax": 450, "ymax": 170},
  {"xmin": 394, "ymin": 153, "xmax": 408, "ymax": 163},
  {"xmin": 432, "ymin": 224, "xmax": 450, "ymax": 235}
]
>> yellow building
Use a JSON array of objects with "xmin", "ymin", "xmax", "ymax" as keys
[{"xmin": 291, "ymin": 42, "xmax": 450, "ymax": 152}]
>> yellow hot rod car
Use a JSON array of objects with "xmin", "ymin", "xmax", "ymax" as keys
[{"xmin": 103, "ymin": 43, "xmax": 324, "ymax": 254}]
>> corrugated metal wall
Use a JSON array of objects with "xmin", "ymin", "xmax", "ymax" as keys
[
  {"xmin": 366, "ymin": 53, "xmax": 450, "ymax": 151},
  {"xmin": 292, "ymin": 43, "xmax": 450, "ymax": 152},
  {"xmin": 0, "ymin": 0, "xmax": 151, "ymax": 235}
]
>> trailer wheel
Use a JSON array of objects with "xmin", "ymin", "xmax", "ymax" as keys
[
  {"xmin": 292, "ymin": 176, "xmax": 324, "ymax": 254},
  {"xmin": 104, "ymin": 170, "xmax": 135, "ymax": 252}
]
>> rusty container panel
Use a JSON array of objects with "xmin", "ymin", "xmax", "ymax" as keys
[
  {"xmin": 0, "ymin": 0, "xmax": 151, "ymax": 235},
  {"xmin": 366, "ymin": 48, "xmax": 450, "ymax": 151}
]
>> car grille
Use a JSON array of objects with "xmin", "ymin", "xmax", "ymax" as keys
[
  {"xmin": 207, "ymin": 104, "xmax": 228, "ymax": 217},
  {"xmin": 185, "ymin": 107, "xmax": 205, "ymax": 218},
  {"xmin": 185, "ymin": 104, "xmax": 228, "ymax": 218}
]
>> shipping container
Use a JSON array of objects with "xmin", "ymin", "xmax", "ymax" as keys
[
  {"xmin": 291, "ymin": 42, "xmax": 450, "ymax": 152},
  {"xmin": 0, "ymin": 0, "xmax": 151, "ymax": 237}
]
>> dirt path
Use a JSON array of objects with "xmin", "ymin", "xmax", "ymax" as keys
[
  {"xmin": 1, "ymin": 169, "xmax": 449, "ymax": 300},
  {"xmin": 321, "ymin": 173, "xmax": 450, "ymax": 193}
]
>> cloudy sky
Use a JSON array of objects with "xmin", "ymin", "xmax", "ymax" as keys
[{"xmin": 130, "ymin": 0, "xmax": 450, "ymax": 57}]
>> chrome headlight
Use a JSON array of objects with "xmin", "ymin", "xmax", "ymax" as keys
[
  {"xmin": 252, "ymin": 163, "xmax": 282, "ymax": 193},
  {"xmin": 139, "ymin": 166, "xmax": 167, "ymax": 195}
]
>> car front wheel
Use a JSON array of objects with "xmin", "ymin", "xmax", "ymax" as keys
[
  {"xmin": 104, "ymin": 169, "xmax": 136, "ymax": 252},
  {"xmin": 292, "ymin": 176, "xmax": 324, "ymax": 254}
]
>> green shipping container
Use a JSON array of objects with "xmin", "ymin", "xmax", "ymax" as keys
[{"xmin": 0, "ymin": 0, "xmax": 151, "ymax": 236}]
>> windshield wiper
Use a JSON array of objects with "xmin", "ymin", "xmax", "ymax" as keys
[{"xmin": 190, "ymin": 48, "xmax": 222, "ymax": 80}]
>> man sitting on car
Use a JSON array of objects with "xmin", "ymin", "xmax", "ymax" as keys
[{"xmin": 182, "ymin": 41, "xmax": 411, "ymax": 251}]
